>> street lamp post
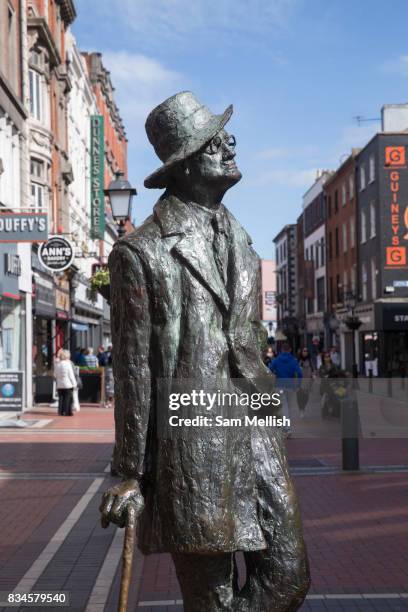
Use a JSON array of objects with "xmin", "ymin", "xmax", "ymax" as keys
[
  {"xmin": 342, "ymin": 290, "xmax": 361, "ymax": 471},
  {"xmin": 344, "ymin": 291, "xmax": 362, "ymax": 379},
  {"xmin": 104, "ymin": 171, "xmax": 137, "ymax": 238}
]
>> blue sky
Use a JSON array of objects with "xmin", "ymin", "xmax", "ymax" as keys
[{"xmin": 73, "ymin": 0, "xmax": 408, "ymax": 258}]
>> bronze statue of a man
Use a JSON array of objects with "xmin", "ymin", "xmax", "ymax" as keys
[{"xmin": 100, "ymin": 91, "xmax": 310, "ymax": 611}]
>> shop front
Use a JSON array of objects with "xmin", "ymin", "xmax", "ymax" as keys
[
  {"xmin": 337, "ymin": 304, "xmax": 375, "ymax": 375},
  {"xmin": 0, "ymin": 244, "xmax": 26, "ymax": 411},
  {"xmin": 32, "ymin": 252, "xmax": 56, "ymax": 403},
  {"xmin": 72, "ymin": 277, "xmax": 103, "ymax": 353},
  {"xmin": 55, "ymin": 277, "xmax": 71, "ymax": 353},
  {"xmin": 376, "ymin": 302, "xmax": 408, "ymax": 376}
]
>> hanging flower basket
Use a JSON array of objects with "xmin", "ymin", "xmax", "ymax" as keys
[{"xmin": 89, "ymin": 268, "xmax": 110, "ymax": 304}]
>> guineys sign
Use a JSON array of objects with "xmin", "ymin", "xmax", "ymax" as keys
[{"xmin": 38, "ymin": 236, "xmax": 74, "ymax": 272}]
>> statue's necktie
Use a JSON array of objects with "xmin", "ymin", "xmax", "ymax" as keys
[{"xmin": 212, "ymin": 212, "xmax": 229, "ymax": 285}]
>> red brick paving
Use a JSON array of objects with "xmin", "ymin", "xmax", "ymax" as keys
[
  {"xmin": 288, "ymin": 437, "xmax": 408, "ymax": 468},
  {"xmin": 1, "ymin": 406, "xmax": 408, "ymax": 605}
]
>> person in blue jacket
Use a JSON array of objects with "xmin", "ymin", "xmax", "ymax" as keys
[
  {"xmin": 268, "ymin": 343, "xmax": 302, "ymax": 432},
  {"xmin": 269, "ymin": 343, "xmax": 303, "ymax": 386}
]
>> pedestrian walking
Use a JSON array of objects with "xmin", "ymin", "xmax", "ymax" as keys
[
  {"xmin": 297, "ymin": 347, "xmax": 314, "ymax": 418},
  {"xmin": 54, "ymin": 349, "xmax": 77, "ymax": 416},
  {"xmin": 263, "ymin": 345, "xmax": 275, "ymax": 368},
  {"xmin": 97, "ymin": 346, "xmax": 108, "ymax": 367},
  {"xmin": 319, "ymin": 351, "xmax": 345, "ymax": 418},
  {"xmin": 330, "ymin": 346, "xmax": 341, "ymax": 367},
  {"xmin": 268, "ymin": 343, "xmax": 303, "ymax": 432}
]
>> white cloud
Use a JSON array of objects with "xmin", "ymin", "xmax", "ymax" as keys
[
  {"xmin": 101, "ymin": 51, "xmax": 182, "ymax": 131},
  {"xmin": 111, "ymin": 0, "xmax": 299, "ymax": 48},
  {"xmin": 380, "ymin": 55, "xmax": 408, "ymax": 77}
]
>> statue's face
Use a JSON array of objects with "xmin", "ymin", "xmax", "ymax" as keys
[{"xmin": 188, "ymin": 129, "xmax": 242, "ymax": 190}]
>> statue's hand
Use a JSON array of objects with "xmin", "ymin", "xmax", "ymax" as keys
[{"xmin": 99, "ymin": 479, "xmax": 144, "ymax": 529}]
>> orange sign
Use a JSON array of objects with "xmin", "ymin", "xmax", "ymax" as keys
[
  {"xmin": 385, "ymin": 146, "xmax": 406, "ymax": 167},
  {"xmin": 386, "ymin": 246, "xmax": 406, "ymax": 266}
]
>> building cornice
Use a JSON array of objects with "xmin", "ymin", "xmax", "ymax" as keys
[
  {"xmin": 56, "ymin": 0, "xmax": 77, "ymax": 26},
  {"xmin": 0, "ymin": 71, "xmax": 27, "ymax": 128},
  {"xmin": 27, "ymin": 17, "xmax": 61, "ymax": 68}
]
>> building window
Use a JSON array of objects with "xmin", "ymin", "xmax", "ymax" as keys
[
  {"xmin": 351, "ymin": 265, "xmax": 357, "ymax": 294},
  {"xmin": 30, "ymin": 182, "xmax": 44, "ymax": 211},
  {"xmin": 371, "ymin": 257, "xmax": 377, "ymax": 300},
  {"xmin": 350, "ymin": 217, "xmax": 355, "ymax": 248},
  {"xmin": 305, "ymin": 247, "xmax": 308, "ymax": 261},
  {"xmin": 328, "ymin": 232, "xmax": 332, "ymax": 260},
  {"xmin": 327, "ymin": 195, "xmax": 332, "ymax": 217},
  {"xmin": 342, "ymin": 182, "xmax": 346, "ymax": 206},
  {"xmin": 334, "ymin": 190, "xmax": 339, "ymax": 213},
  {"xmin": 360, "ymin": 165, "xmax": 366, "ymax": 191},
  {"xmin": 362, "ymin": 262, "xmax": 368, "ymax": 301},
  {"xmin": 335, "ymin": 227, "xmax": 339, "ymax": 257},
  {"xmin": 315, "ymin": 241, "xmax": 319, "ymax": 269},
  {"xmin": 30, "ymin": 159, "xmax": 44, "ymax": 180},
  {"xmin": 349, "ymin": 174, "xmax": 354, "ymax": 200},
  {"xmin": 369, "ymin": 154, "xmax": 375, "ymax": 183},
  {"xmin": 361, "ymin": 210, "xmax": 367, "ymax": 243},
  {"xmin": 343, "ymin": 270, "xmax": 348, "ymax": 299},
  {"xmin": 317, "ymin": 277, "xmax": 325, "ymax": 312},
  {"xmin": 30, "ymin": 158, "xmax": 47, "ymax": 212},
  {"xmin": 370, "ymin": 201, "xmax": 376, "ymax": 238},
  {"xmin": 329, "ymin": 276, "xmax": 333, "ymax": 306},
  {"xmin": 336, "ymin": 274, "xmax": 341, "ymax": 303},
  {"xmin": 342, "ymin": 222, "xmax": 347, "ymax": 253},
  {"xmin": 29, "ymin": 68, "xmax": 42, "ymax": 121},
  {"xmin": 320, "ymin": 237, "xmax": 325, "ymax": 266}
]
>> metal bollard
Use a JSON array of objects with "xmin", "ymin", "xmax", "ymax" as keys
[{"xmin": 341, "ymin": 398, "xmax": 360, "ymax": 471}]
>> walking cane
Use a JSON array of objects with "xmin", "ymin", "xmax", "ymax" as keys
[{"xmin": 118, "ymin": 504, "xmax": 137, "ymax": 612}]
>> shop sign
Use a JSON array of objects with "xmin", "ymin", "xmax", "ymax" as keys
[
  {"xmin": 55, "ymin": 277, "xmax": 70, "ymax": 316},
  {"xmin": 90, "ymin": 115, "xmax": 105, "ymax": 239},
  {"xmin": 33, "ymin": 272, "xmax": 56, "ymax": 318},
  {"xmin": 38, "ymin": 236, "xmax": 74, "ymax": 272},
  {"xmin": 0, "ymin": 371, "xmax": 23, "ymax": 411},
  {"xmin": 0, "ymin": 244, "xmax": 20, "ymax": 299},
  {"xmin": 0, "ymin": 212, "xmax": 48, "ymax": 243},
  {"xmin": 383, "ymin": 147, "xmax": 408, "ymax": 270},
  {"xmin": 382, "ymin": 304, "xmax": 408, "ymax": 330}
]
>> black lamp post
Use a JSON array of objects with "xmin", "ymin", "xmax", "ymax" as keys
[
  {"xmin": 344, "ymin": 290, "xmax": 362, "ymax": 379},
  {"xmin": 104, "ymin": 171, "xmax": 137, "ymax": 238}
]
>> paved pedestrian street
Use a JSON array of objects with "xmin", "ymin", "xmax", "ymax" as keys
[{"xmin": 0, "ymin": 405, "xmax": 407, "ymax": 611}]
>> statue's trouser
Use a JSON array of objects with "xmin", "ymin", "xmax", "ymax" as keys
[{"xmin": 172, "ymin": 433, "xmax": 310, "ymax": 611}]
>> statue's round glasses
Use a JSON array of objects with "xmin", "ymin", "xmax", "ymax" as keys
[{"xmin": 204, "ymin": 134, "xmax": 236, "ymax": 155}]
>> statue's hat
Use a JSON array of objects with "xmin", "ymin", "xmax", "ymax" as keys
[{"xmin": 144, "ymin": 91, "xmax": 233, "ymax": 189}]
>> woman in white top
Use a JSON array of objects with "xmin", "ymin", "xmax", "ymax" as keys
[{"xmin": 54, "ymin": 349, "xmax": 77, "ymax": 416}]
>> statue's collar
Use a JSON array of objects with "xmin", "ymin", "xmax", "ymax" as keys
[{"xmin": 154, "ymin": 192, "xmax": 225, "ymax": 237}]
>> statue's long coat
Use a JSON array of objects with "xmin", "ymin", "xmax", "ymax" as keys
[{"xmin": 109, "ymin": 193, "xmax": 302, "ymax": 555}]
